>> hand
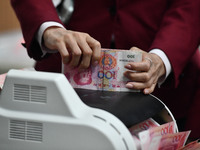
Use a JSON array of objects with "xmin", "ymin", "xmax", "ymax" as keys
[
  {"xmin": 43, "ymin": 26, "xmax": 101, "ymax": 69},
  {"xmin": 124, "ymin": 47, "xmax": 166, "ymax": 94}
]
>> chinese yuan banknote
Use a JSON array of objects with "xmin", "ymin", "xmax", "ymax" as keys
[
  {"xmin": 129, "ymin": 118, "xmax": 160, "ymax": 137},
  {"xmin": 139, "ymin": 121, "xmax": 177, "ymax": 150},
  {"xmin": 129, "ymin": 118, "xmax": 159, "ymax": 150},
  {"xmin": 0, "ymin": 73, "xmax": 7, "ymax": 91},
  {"xmin": 155, "ymin": 131, "xmax": 191, "ymax": 150},
  {"xmin": 178, "ymin": 140, "xmax": 200, "ymax": 150},
  {"xmin": 62, "ymin": 49, "xmax": 142, "ymax": 92}
]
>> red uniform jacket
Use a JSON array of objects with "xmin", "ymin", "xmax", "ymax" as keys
[{"xmin": 11, "ymin": 0, "xmax": 200, "ymax": 138}]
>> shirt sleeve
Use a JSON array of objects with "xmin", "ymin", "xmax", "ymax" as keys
[{"xmin": 149, "ymin": 49, "xmax": 172, "ymax": 86}]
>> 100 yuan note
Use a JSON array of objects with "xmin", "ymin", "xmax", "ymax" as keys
[
  {"xmin": 129, "ymin": 118, "xmax": 159, "ymax": 137},
  {"xmin": 139, "ymin": 121, "xmax": 176, "ymax": 150},
  {"xmin": 62, "ymin": 49, "xmax": 142, "ymax": 92},
  {"xmin": 178, "ymin": 140, "xmax": 200, "ymax": 150},
  {"xmin": 140, "ymin": 130, "xmax": 190, "ymax": 150},
  {"xmin": 129, "ymin": 118, "xmax": 159, "ymax": 150},
  {"xmin": 156, "ymin": 131, "xmax": 191, "ymax": 150}
]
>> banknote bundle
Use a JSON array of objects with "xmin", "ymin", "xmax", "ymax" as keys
[
  {"xmin": 62, "ymin": 49, "xmax": 142, "ymax": 92},
  {"xmin": 128, "ymin": 118, "xmax": 197, "ymax": 150}
]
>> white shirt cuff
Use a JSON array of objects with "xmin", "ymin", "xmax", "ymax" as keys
[
  {"xmin": 149, "ymin": 49, "xmax": 172, "ymax": 85},
  {"xmin": 36, "ymin": 21, "xmax": 65, "ymax": 57},
  {"xmin": 52, "ymin": 0, "xmax": 62, "ymax": 7}
]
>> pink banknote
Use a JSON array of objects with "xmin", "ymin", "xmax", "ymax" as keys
[
  {"xmin": 140, "ymin": 130, "xmax": 190, "ymax": 150},
  {"xmin": 178, "ymin": 140, "xmax": 200, "ymax": 150},
  {"xmin": 62, "ymin": 49, "xmax": 142, "ymax": 91},
  {"xmin": 129, "ymin": 118, "xmax": 159, "ymax": 150},
  {"xmin": 156, "ymin": 131, "xmax": 191, "ymax": 150},
  {"xmin": 129, "ymin": 118, "xmax": 159, "ymax": 137},
  {"xmin": 0, "ymin": 73, "xmax": 7, "ymax": 90},
  {"xmin": 139, "ymin": 121, "xmax": 177, "ymax": 150}
]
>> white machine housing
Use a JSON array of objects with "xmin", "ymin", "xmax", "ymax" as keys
[{"xmin": 0, "ymin": 69, "xmax": 137, "ymax": 150}]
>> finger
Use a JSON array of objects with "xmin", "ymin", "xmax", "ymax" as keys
[
  {"xmin": 56, "ymin": 41, "xmax": 70, "ymax": 64},
  {"xmin": 143, "ymin": 83, "xmax": 157, "ymax": 94},
  {"xmin": 125, "ymin": 78, "xmax": 154, "ymax": 90},
  {"xmin": 65, "ymin": 37, "xmax": 82, "ymax": 68},
  {"xmin": 124, "ymin": 60, "xmax": 151, "ymax": 72},
  {"xmin": 125, "ymin": 82, "xmax": 146, "ymax": 90},
  {"xmin": 144, "ymin": 57, "xmax": 153, "ymax": 68},
  {"xmin": 124, "ymin": 71, "xmax": 151, "ymax": 82},
  {"xmin": 69, "ymin": 47, "xmax": 82, "ymax": 68},
  {"xmin": 86, "ymin": 36, "xmax": 101, "ymax": 65},
  {"xmin": 77, "ymin": 40, "xmax": 93, "ymax": 69}
]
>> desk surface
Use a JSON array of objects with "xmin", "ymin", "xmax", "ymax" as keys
[{"xmin": 75, "ymin": 89, "xmax": 164, "ymax": 127}]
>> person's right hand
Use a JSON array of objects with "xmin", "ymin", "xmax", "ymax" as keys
[{"xmin": 43, "ymin": 26, "xmax": 101, "ymax": 69}]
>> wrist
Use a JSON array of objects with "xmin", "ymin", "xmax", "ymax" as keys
[
  {"xmin": 151, "ymin": 53, "xmax": 166, "ymax": 81},
  {"xmin": 36, "ymin": 22, "xmax": 65, "ymax": 57},
  {"xmin": 149, "ymin": 49, "xmax": 172, "ymax": 84}
]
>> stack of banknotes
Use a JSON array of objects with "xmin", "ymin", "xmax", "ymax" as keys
[
  {"xmin": 62, "ymin": 49, "xmax": 142, "ymax": 92},
  {"xmin": 128, "ymin": 118, "xmax": 200, "ymax": 150}
]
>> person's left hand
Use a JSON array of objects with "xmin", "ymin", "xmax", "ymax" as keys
[{"xmin": 124, "ymin": 47, "xmax": 166, "ymax": 94}]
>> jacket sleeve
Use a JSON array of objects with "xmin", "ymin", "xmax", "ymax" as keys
[
  {"xmin": 11, "ymin": 0, "xmax": 63, "ymax": 60},
  {"xmin": 149, "ymin": 0, "xmax": 200, "ymax": 87}
]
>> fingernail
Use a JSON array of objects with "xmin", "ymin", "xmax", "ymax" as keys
[
  {"xmin": 126, "ymin": 83, "xmax": 133, "ymax": 88},
  {"xmin": 125, "ymin": 64, "xmax": 132, "ymax": 69},
  {"xmin": 144, "ymin": 89, "xmax": 149, "ymax": 94}
]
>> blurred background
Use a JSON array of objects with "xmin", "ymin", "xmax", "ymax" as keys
[{"xmin": 0, "ymin": 0, "xmax": 35, "ymax": 74}]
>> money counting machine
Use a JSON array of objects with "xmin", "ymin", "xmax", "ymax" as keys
[{"xmin": 0, "ymin": 69, "xmax": 177, "ymax": 150}]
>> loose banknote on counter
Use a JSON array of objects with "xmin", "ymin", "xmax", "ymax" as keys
[{"xmin": 62, "ymin": 48, "xmax": 142, "ymax": 92}]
